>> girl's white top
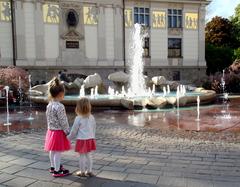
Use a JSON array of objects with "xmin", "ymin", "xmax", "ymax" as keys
[
  {"xmin": 46, "ymin": 101, "xmax": 69, "ymax": 133},
  {"xmin": 67, "ymin": 115, "xmax": 96, "ymax": 140}
]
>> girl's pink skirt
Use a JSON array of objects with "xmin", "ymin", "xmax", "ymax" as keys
[
  {"xmin": 75, "ymin": 139, "xmax": 96, "ymax": 154},
  {"xmin": 44, "ymin": 130, "xmax": 71, "ymax": 152}
]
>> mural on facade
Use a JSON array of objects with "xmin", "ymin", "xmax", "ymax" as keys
[
  {"xmin": 83, "ymin": 6, "xmax": 98, "ymax": 25},
  {"xmin": 43, "ymin": 4, "xmax": 59, "ymax": 24},
  {"xmin": 185, "ymin": 13, "xmax": 198, "ymax": 29},
  {"xmin": 125, "ymin": 9, "xmax": 132, "ymax": 27},
  {"xmin": 0, "ymin": 1, "xmax": 11, "ymax": 21},
  {"xmin": 152, "ymin": 11, "xmax": 165, "ymax": 28}
]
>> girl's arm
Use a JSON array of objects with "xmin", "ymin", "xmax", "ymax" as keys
[
  {"xmin": 67, "ymin": 117, "xmax": 80, "ymax": 140},
  {"xmin": 92, "ymin": 115, "xmax": 96, "ymax": 137},
  {"xmin": 57, "ymin": 105, "xmax": 69, "ymax": 134}
]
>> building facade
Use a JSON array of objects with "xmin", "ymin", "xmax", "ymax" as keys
[{"xmin": 0, "ymin": 0, "xmax": 210, "ymax": 83}]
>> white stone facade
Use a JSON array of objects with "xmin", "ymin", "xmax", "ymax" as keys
[{"xmin": 0, "ymin": 0, "xmax": 210, "ymax": 83}]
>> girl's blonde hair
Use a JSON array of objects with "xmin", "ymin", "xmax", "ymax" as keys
[
  {"xmin": 48, "ymin": 77, "xmax": 65, "ymax": 99},
  {"xmin": 75, "ymin": 97, "xmax": 91, "ymax": 116}
]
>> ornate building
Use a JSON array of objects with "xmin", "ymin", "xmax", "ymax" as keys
[{"xmin": 0, "ymin": 0, "xmax": 210, "ymax": 83}]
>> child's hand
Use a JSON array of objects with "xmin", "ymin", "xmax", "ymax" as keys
[{"xmin": 64, "ymin": 130, "xmax": 70, "ymax": 136}]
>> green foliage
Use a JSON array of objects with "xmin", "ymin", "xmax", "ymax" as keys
[
  {"xmin": 205, "ymin": 44, "xmax": 234, "ymax": 75},
  {"xmin": 234, "ymin": 48, "xmax": 240, "ymax": 60},
  {"xmin": 230, "ymin": 4, "xmax": 240, "ymax": 46},
  {"xmin": 206, "ymin": 16, "xmax": 237, "ymax": 48}
]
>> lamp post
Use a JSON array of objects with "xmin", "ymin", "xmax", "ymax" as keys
[{"xmin": 10, "ymin": 0, "xmax": 16, "ymax": 66}]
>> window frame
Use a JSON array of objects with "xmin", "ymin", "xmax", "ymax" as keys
[
  {"xmin": 134, "ymin": 7, "xmax": 150, "ymax": 27},
  {"xmin": 168, "ymin": 9, "xmax": 182, "ymax": 28},
  {"xmin": 168, "ymin": 38, "xmax": 182, "ymax": 58}
]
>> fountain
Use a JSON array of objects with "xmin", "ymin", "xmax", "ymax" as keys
[
  {"xmin": 196, "ymin": 96, "xmax": 200, "ymax": 121},
  {"xmin": 27, "ymin": 75, "xmax": 34, "ymax": 120},
  {"xmin": 176, "ymin": 86, "xmax": 180, "ymax": 116},
  {"xmin": 129, "ymin": 24, "xmax": 147, "ymax": 96},
  {"xmin": 94, "ymin": 85, "xmax": 98, "ymax": 97},
  {"xmin": 221, "ymin": 70, "xmax": 225, "ymax": 94},
  {"xmin": 79, "ymin": 85, "xmax": 85, "ymax": 98},
  {"xmin": 219, "ymin": 70, "xmax": 231, "ymax": 119},
  {"xmin": 3, "ymin": 86, "xmax": 11, "ymax": 133},
  {"xmin": 167, "ymin": 85, "xmax": 170, "ymax": 94},
  {"xmin": 18, "ymin": 76, "xmax": 24, "ymax": 113}
]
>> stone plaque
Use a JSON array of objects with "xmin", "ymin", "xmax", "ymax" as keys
[{"xmin": 66, "ymin": 41, "xmax": 79, "ymax": 48}]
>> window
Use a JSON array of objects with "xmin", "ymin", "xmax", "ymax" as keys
[
  {"xmin": 134, "ymin": 7, "xmax": 150, "ymax": 26},
  {"xmin": 144, "ymin": 37, "xmax": 150, "ymax": 57},
  {"xmin": 168, "ymin": 9, "xmax": 182, "ymax": 28},
  {"xmin": 168, "ymin": 38, "xmax": 181, "ymax": 57},
  {"xmin": 173, "ymin": 71, "xmax": 180, "ymax": 81}
]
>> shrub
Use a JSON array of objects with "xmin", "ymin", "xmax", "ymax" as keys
[{"xmin": 0, "ymin": 66, "xmax": 29, "ymax": 96}]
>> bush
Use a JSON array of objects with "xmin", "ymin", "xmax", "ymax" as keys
[
  {"xmin": 206, "ymin": 44, "xmax": 234, "ymax": 75},
  {"xmin": 0, "ymin": 66, "xmax": 29, "ymax": 96},
  {"xmin": 234, "ymin": 48, "xmax": 240, "ymax": 60}
]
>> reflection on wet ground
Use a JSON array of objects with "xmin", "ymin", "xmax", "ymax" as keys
[{"xmin": 1, "ymin": 98, "xmax": 240, "ymax": 133}]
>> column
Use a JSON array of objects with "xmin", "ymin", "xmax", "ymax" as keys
[
  {"xmin": 34, "ymin": 2, "xmax": 45, "ymax": 60},
  {"xmin": 198, "ymin": 4, "xmax": 206, "ymax": 66},
  {"xmin": 97, "ymin": 6, "xmax": 106, "ymax": 61},
  {"xmin": 114, "ymin": 6, "xmax": 123, "ymax": 65},
  {"xmin": 15, "ymin": 1, "xmax": 26, "ymax": 61}
]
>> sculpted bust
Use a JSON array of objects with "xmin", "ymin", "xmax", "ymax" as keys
[{"xmin": 66, "ymin": 9, "xmax": 79, "ymax": 27}]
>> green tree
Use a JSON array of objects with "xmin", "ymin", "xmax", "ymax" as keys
[
  {"xmin": 230, "ymin": 4, "xmax": 240, "ymax": 48},
  {"xmin": 206, "ymin": 44, "xmax": 234, "ymax": 75},
  {"xmin": 205, "ymin": 16, "xmax": 237, "ymax": 48},
  {"xmin": 234, "ymin": 48, "xmax": 240, "ymax": 59}
]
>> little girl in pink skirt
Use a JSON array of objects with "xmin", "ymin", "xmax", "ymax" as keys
[
  {"xmin": 44, "ymin": 77, "xmax": 71, "ymax": 177},
  {"xmin": 68, "ymin": 97, "xmax": 96, "ymax": 177}
]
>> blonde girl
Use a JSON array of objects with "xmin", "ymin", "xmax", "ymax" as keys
[{"xmin": 68, "ymin": 98, "xmax": 96, "ymax": 177}]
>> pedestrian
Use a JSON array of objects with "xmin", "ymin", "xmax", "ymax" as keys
[
  {"xmin": 44, "ymin": 77, "xmax": 71, "ymax": 177},
  {"xmin": 67, "ymin": 98, "xmax": 96, "ymax": 177}
]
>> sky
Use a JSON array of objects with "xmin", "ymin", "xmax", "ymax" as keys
[{"xmin": 206, "ymin": 0, "xmax": 240, "ymax": 21}]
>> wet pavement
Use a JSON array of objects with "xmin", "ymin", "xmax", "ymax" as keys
[{"xmin": 2, "ymin": 98, "xmax": 240, "ymax": 133}]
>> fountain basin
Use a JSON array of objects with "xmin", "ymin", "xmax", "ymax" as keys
[{"xmin": 30, "ymin": 88, "xmax": 216, "ymax": 109}]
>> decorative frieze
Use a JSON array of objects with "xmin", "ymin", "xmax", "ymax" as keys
[
  {"xmin": 152, "ymin": 11, "xmax": 166, "ymax": 28},
  {"xmin": 124, "ymin": 9, "xmax": 132, "ymax": 27},
  {"xmin": 83, "ymin": 6, "xmax": 98, "ymax": 25},
  {"xmin": 0, "ymin": 0, "xmax": 11, "ymax": 21},
  {"xmin": 42, "ymin": 3, "xmax": 59, "ymax": 24},
  {"xmin": 185, "ymin": 13, "xmax": 198, "ymax": 29}
]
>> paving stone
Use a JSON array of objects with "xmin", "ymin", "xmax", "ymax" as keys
[
  {"xmin": 186, "ymin": 178, "xmax": 213, "ymax": 187},
  {"xmin": 97, "ymin": 171, "xmax": 127, "ymax": 181},
  {"xmin": 142, "ymin": 170, "xmax": 162, "ymax": 176},
  {"xmin": 157, "ymin": 176, "xmax": 186, "ymax": 187},
  {"xmin": 126, "ymin": 168, "xmax": 143, "ymax": 174},
  {"xmin": 126, "ymin": 174, "xmax": 159, "ymax": 184},
  {"xmin": 101, "ymin": 166, "xmax": 125, "ymax": 172},
  {"xmin": 0, "ymin": 162, "xmax": 12, "ymax": 170},
  {"xmin": 0, "ymin": 155, "xmax": 18, "ymax": 162},
  {"xmin": 213, "ymin": 182, "xmax": 240, "ymax": 187},
  {"xmin": 14, "ymin": 168, "xmax": 53, "ymax": 181},
  {"xmin": 1, "ymin": 165, "xmax": 25, "ymax": 174},
  {"xmin": 9, "ymin": 158, "xmax": 36, "ymax": 166},
  {"xmin": 0, "ymin": 173, "xmax": 15, "ymax": 183},
  {"xmin": 22, "ymin": 154, "xmax": 38, "ymax": 159},
  {"xmin": 3, "ymin": 177, "xmax": 36, "ymax": 187},
  {"xmin": 28, "ymin": 161, "xmax": 50, "ymax": 170},
  {"xmin": 28, "ymin": 181, "xmax": 62, "ymax": 187},
  {"xmin": 52, "ymin": 174, "xmax": 78, "ymax": 185}
]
